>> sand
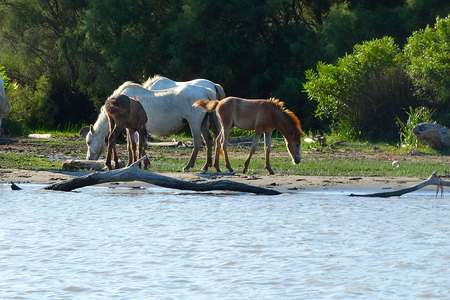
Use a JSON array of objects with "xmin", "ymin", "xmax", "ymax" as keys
[{"xmin": 0, "ymin": 168, "xmax": 425, "ymax": 193}]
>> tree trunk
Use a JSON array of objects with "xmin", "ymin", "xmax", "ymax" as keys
[{"xmin": 46, "ymin": 157, "xmax": 280, "ymax": 195}]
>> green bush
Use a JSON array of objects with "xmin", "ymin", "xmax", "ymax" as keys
[
  {"xmin": 396, "ymin": 106, "xmax": 434, "ymax": 149},
  {"xmin": 404, "ymin": 15, "xmax": 450, "ymax": 105},
  {"xmin": 0, "ymin": 65, "xmax": 9, "ymax": 88},
  {"xmin": 304, "ymin": 36, "xmax": 418, "ymax": 140},
  {"xmin": 7, "ymin": 75, "xmax": 51, "ymax": 129}
]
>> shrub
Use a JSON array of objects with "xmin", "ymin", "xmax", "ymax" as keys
[
  {"xmin": 0, "ymin": 65, "xmax": 9, "ymax": 88},
  {"xmin": 404, "ymin": 15, "xmax": 450, "ymax": 105},
  {"xmin": 304, "ymin": 36, "xmax": 418, "ymax": 140},
  {"xmin": 396, "ymin": 106, "xmax": 434, "ymax": 149},
  {"xmin": 7, "ymin": 75, "xmax": 51, "ymax": 129}
]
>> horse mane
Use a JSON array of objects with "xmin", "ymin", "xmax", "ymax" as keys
[
  {"xmin": 142, "ymin": 74, "xmax": 163, "ymax": 89},
  {"xmin": 268, "ymin": 98, "xmax": 304, "ymax": 135},
  {"xmin": 112, "ymin": 81, "xmax": 141, "ymax": 95},
  {"xmin": 91, "ymin": 105, "xmax": 109, "ymax": 132}
]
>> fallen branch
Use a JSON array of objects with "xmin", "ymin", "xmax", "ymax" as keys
[
  {"xmin": 349, "ymin": 172, "xmax": 450, "ymax": 198},
  {"xmin": 28, "ymin": 133, "xmax": 52, "ymax": 139},
  {"xmin": 147, "ymin": 141, "xmax": 183, "ymax": 147},
  {"xmin": 46, "ymin": 156, "xmax": 280, "ymax": 195}
]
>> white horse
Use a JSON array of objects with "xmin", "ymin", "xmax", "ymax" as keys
[
  {"xmin": 86, "ymin": 81, "xmax": 216, "ymax": 171},
  {"xmin": 0, "ymin": 78, "xmax": 10, "ymax": 134},
  {"xmin": 142, "ymin": 75, "xmax": 226, "ymax": 100}
]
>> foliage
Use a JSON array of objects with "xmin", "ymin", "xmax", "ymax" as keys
[
  {"xmin": 396, "ymin": 106, "xmax": 434, "ymax": 149},
  {"xmin": 404, "ymin": 16, "xmax": 450, "ymax": 105},
  {"xmin": 0, "ymin": 65, "xmax": 9, "ymax": 88},
  {"xmin": 304, "ymin": 37, "xmax": 418, "ymax": 140},
  {"xmin": 0, "ymin": 1, "xmax": 449, "ymax": 139},
  {"xmin": 7, "ymin": 75, "xmax": 51, "ymax": 129}
]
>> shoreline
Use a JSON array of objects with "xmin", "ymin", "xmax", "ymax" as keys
[{"xmin": 0, "ymin": 168, "xmax": 429, "ymax": 193}]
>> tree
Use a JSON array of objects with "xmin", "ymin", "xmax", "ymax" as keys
[
  {"xmin": 0, "ymin": 0, "xmax": 94, "ymax": 127},
  {"xmin": 404, "ymin": 16, "xmax": 450, "ymax": 105},
  {"xmin": 304, "ymin": 37, "xmax": 418, "ymax": 140}
]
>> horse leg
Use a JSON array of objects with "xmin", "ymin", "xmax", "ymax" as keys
[
  {"xmin": 126, "ymin": 129, "xmax": 134, "ymax": 166},
  {"xmin": 213, "ymin": 131, "xmax": 222, "ymax": 173},
  {"xmin": 106, "ymin": 126, "xmax": 120, "ymax": 170},
  {"xmin": 264, "ymin": 131, "xmax": 275, "ymax": 175},
  {"xmin": 106, "ymin": 117, "xmax": 115, "ymax": 170},
  {"xmin": 183, "ymin": 123, "xmax": 202, "ymax": 172},
  {"xmin": 222, "ymin": 128, "xmax": 233, "ymax": 173},
  {"xmin": 200, "ymin": 117, "xmax": 213, "ymax": 172},
  {"xmin": 242, "ymin": 133, "xmax": 261, "ymax": 174},
  {"xmin": 132, "ymin": 131, "xmax": 139, "ymax": 165},
  {"xmin": 138, "ymin": 128, "xmax": 149, "ymax": 169}
]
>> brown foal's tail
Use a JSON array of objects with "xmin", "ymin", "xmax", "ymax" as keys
[{"xmin": 193, "ymin": 100, "xmax": 219, "ymax": 112}]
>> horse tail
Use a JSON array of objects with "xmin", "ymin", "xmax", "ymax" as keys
[
  {"xmin": 214, "ymin": 84, "xmax": 226, "ymax": 100},
  {"xmin": 193, "ymin": 100, "xmax": 219, "ymax": 112}
]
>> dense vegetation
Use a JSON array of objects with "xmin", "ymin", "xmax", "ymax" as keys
[{"xmin": 0, "ymin": 0, "xmax": 449, "ymax": 141}]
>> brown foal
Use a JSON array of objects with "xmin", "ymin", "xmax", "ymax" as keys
[
  {"xmin": 194, "ymin": 97, "xmax": 303, "ymax": 175},
  {"xmin": 104, "ymin": 94, "xmax": 149, "ymax": 170}
]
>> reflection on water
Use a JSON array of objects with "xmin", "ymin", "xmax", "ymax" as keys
[{"xmin": 1, "ymin": 183, "xmax": 449, "ymax": 299}]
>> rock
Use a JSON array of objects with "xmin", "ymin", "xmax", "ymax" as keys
[{"xmin": 413, "ymin": 122, "xmax": 450, "ymax": 149}]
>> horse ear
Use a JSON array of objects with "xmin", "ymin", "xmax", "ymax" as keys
[
  {"xmin": 89, "ymin": 124, "xmax": 94, "ymax": 133},
  {"xmin": 79, "ymin": 126, "xmax": 91, "ymax": 138}
]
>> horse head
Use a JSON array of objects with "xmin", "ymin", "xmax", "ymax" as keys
[
  {"xmin": 85, "ymin": 124, "xmax": 105, "ymax": 160},
  {"xmin": 284, "ymin": 130, "xmax": 302, "ymax": 165},
  {"xmin": 280, "ymin": 106, "xmax": 303, "ymax": 165}
]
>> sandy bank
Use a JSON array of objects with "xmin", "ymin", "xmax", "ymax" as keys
[{"xmin": 0, "ymin": 168, "xmax": 427, "ymax": 193}]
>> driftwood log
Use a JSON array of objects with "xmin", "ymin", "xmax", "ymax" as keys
[
  {"xmin": 46, "ymin": 157, "xmax": 280, "ymax": 195},
  {"xmin": 349, "ymin": 172, "xmax": 450, "ymax": 198},
  {"xmin": 147, "ymin": 141, "xmax": 183, "ymax": 147},
  {"xmin": 62, "ymin": 159, "xmax": 125, "ymax": 171}
]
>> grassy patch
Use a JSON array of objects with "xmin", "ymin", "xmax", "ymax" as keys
[
  {"xmin": 1, "ymin": 131, "xmax": 449, "ymax": 177},
  {"xmin": 0, "ymin": 152, "xmax": 62, "ymax": 170}
]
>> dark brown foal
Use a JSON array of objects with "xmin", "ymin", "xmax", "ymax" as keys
[{"xmin": 104, "ymin": 94, "xmax": 149, "ymax": 170}]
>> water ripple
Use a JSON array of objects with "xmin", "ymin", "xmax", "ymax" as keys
[{"xmin": 0, "ymin": 184, "xmax": 449, "ymax": 299}]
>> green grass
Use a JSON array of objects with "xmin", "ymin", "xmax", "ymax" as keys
[
  {"xmin": 0, "ymin": 152, "xmax": 62, "ymax": 170},
  {"xmin": 1, "ymin": 131, "xmax": 449, "ymax": 177}
]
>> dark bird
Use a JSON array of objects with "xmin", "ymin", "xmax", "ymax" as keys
[{"xmin": 10, "ymin": 182, "xmax": 22, "ymax": 191}]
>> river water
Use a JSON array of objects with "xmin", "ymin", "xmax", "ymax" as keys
[{"xmin": 0, "ymin": 183, "xmax": 449, "ymax": 299}]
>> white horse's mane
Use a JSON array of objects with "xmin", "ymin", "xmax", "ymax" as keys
[
  {"xmin": 112, "ymin": 81, "xmax": 142, "ymax": 96},
  {"xmin": 142, "ymin": 75, "xmax": 165, "ymax": 89},
  {"xmin": 92, "ymin": 105, "xmax": 109, "ymax": 132}
]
